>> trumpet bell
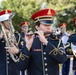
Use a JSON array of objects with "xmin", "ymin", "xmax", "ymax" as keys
[{"xmin": 71, "ymin": 43, "xmax": 76, "ymax": 57}]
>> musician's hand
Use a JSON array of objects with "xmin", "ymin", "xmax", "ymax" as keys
[
  {"xmin": 25, "ymin": 32, "xmax": 34, "ymax": 51},
  {"xmin": 5, "ymin": 43, "xmax": 19, "ymax": 54},
  {"xmin": 35, "ymin": 31, "xmax": 48, "ymax": 45}
]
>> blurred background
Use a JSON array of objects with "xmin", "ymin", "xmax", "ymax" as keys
[{"xmin": 0, "ymin": 0, "xmax": 76, "ymax": 33}]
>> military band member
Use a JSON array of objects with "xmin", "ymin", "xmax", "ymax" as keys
[
  {"xmin": 58, "ymin": 23, "xmax": 70, "ymax": 75},
  {"xmin": 0, "ymin": 10, "xmax": 20, "ymax": 75},
  {"xmin": 67, "ymin": 33, "xmax": 76, "ymax": 75},
  {"xmin": 7, "ymin": 8, "xmax": 67, "ymax": 75},
  {"xmin": 73, "ymin": 18, "xmax": 76, "ymax": 32},
  {"xmin": 20, "ymin": 21, "xmax": 29, "ymax": 40},
  {"xmin": 59, "ymin": 23, "xmax": 69, "ymax": 45},
  {"xmin": 70, "ymin": 18, "xmax": 76, "ymax": 75},
  {"xmin": 20, "ymin": 22, "xmax": 30, "ymax": 75}
]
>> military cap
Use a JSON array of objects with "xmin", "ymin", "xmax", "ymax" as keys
[
  {"xmin": 0, "ymin": 10, "xmax": 12, "ymax": 22},
  {"xmin": 20, "ymin": 22, "xmax": 30, "ymax": 27},
  {"xmin": 73, "ymin": 18, "xmax": 76, "ymax": 23},
  {"xmin": 31, "ymin": 8, "xmax": 55, "ymax": 25},
  {"xmin": 59, "ymin": 23, "xmax": 67, "ymax": 27}
]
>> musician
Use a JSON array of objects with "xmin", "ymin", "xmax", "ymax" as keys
[
  {"xmin": 20, "ymin": 22, "xmax": 30, "ymax": 75},
  {"xmin": 58, "ymin": 23, "xmax": 70, "ymax": 75},
  {"xmin": 20, "ymin": 21, "xmax": 29, "ymax": 40},
  {"xmin": 69, "ymin": 18, "xmax": 76, "ymax": 75},
  {"xmin": 0, "ymin": 10, "xmax": 21, "ymax": 75},
  {"xmin": 7, "ymin": 8, "xmax": 67, "ymax": 75}
]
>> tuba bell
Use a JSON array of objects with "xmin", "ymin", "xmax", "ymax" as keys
[{"xmin": 0, "ymin": 12, "xmax": 19, "ymax": 62}]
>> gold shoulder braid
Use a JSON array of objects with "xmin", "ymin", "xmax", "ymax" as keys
[
  {"xmin": 49, "ymin": 39, "xmax": 64, "ymax": 55},
  {"xmin": 64, "ymin": 42, "xmax": 70, "ymax": 49}
]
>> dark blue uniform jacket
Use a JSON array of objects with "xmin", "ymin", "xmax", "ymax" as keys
[
  {"xmin": 68, "ymin": 33, "xmax": 76, "ymax": 70},
  {"xmin": 0, "ymin": 32, "xmax": 21, "ymax": 75},
  {"xmin": 18, "ymin": 36, "xmax": 67, "ymax": 75}
]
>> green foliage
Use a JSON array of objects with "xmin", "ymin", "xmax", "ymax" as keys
[
  {"xmin": 1, "ymin": 0, "xmax": 41, "ymax": 32},
  {"xmin": 46, "ymin": 0, "xmax": 76, "ymax": 31},
  {"xmin": 0, "ymin": 0, "xmax": 76, "ymax": 31}
]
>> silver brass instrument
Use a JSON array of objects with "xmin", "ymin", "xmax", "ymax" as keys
[{"xmin": 0, "ymin": 13, "xmax": 19, "ymax": 62}]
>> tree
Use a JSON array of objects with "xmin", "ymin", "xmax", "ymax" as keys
[
  {"xmin": 1, "ymin": 0, "xmax": 76, "ymax": 31},
  {"xmin": 46, "ymin": 0, "xmax": 76, "ymax": 31},
  {"xmin": 1, "ymin": 0, "xmax": 42, "ymax": 32}
]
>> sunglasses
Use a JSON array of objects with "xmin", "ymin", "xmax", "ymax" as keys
[{"xmin": 22, "ymin": 26, "xmax": 28, "ymax": 28}]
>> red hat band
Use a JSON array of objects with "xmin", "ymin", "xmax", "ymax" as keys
[
  {"xmin": 59, "ymin": 23, "xmax": 67, "ymax": 27},
  {"xmin": 73, "ymin": 18, "xmax": 76, "ymax": 23},
  {"xmin": 31, "ymin": 8, "xmax": 55, "ymax": 23},
  {"xmin": 0, "ymin": 10, "xmax": 12, "ymax": 22},
  {"xmin": 20, "ymin": 22, "xmax": 29, "ymax": 27},
  {"xmin": 0, "ymin": 10, "xmax": 12, "ymax": 16}
]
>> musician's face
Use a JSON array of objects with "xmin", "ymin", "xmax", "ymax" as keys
[
  {"xmin": 35, "ymin": 23, "xmax": 52, "ymax": 33},
  {"xmin": 2, "ymin": 20, "xmax": 11, "ymax": 34},
  {"xmin": 21, "ymin": 25, "xmax": 28, "ymax": 33},
  {"xmin": 60, "ymin": 27, "xmax": 66, "ymax": 34},
  {"xmin": 3, "ymin": 20, "xmax": 10, "ymax": 30}
]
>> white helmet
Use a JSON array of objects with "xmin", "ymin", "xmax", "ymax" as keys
[
  {"xmin": 0, "ymin": 10, "xmax": 15, "ymax": 22},
  {"xmin": 0, "ymin": 14, "xmax": 10, "ymax": 21}
]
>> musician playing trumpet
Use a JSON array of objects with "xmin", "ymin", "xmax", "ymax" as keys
[{"xmin": 0, "ymin": 10, "xmax": 21, "ymax": 75}]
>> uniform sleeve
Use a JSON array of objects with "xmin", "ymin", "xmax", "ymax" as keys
[
  {"xmin": 44, "ymin": 40, "xmax": 67, "ymax": 63},
  {"xmin": 64, "ymin": 42, "xmax": 73, "ymax": 55},
  {"xmin": 64, "ymin": 34, "xmax": 75, "ymax": 56},
  {"xmin": 17, "ymin": 45, "xmax": 31, "ymax": 71}
]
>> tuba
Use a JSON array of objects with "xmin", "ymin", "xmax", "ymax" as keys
[{"xmin": 0, "ymin": 12, "xmax": 19, "ymax": 62}]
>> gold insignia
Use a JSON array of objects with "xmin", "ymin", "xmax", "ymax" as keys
[
  {"xmin": 66, "ymin": 49, "xmax": 73, "ymax": 54},
  {"xmin": 47, "ymin": 9, "xmax": 51, "ymax": 15},
  {"xmin": 5, "ymin": 10, "xmax": 8, "ymax": 14}
]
